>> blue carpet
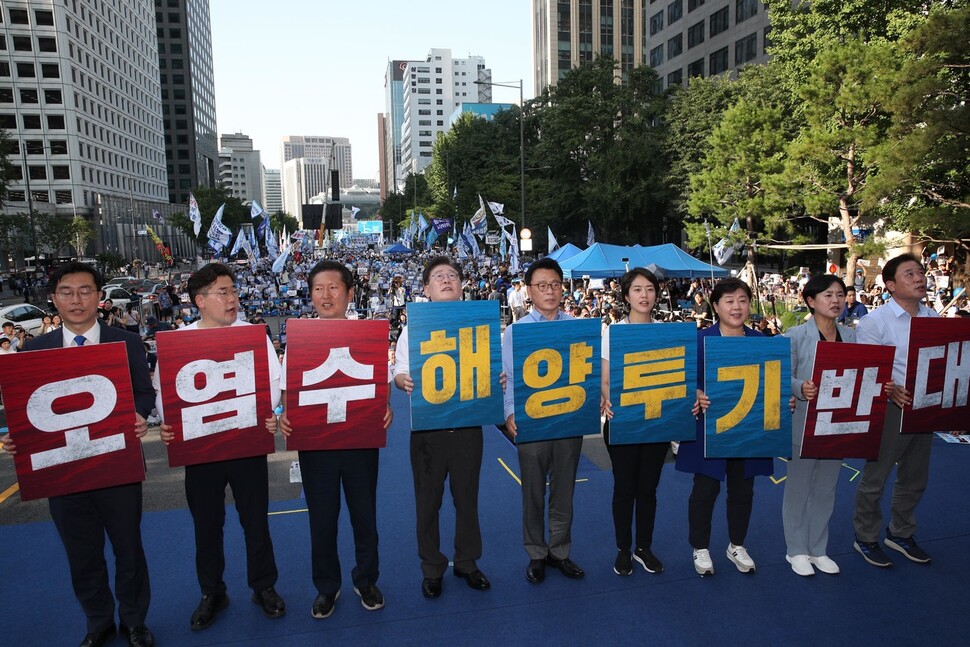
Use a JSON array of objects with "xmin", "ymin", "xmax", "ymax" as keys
[{"xmin": 2, "ymin": 388, "xmax": 969, "ymax": 645}]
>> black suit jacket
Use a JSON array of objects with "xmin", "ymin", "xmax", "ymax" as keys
[{"xmin": 25, "ymin": 322, "xmax": 155, "ymax": 417}]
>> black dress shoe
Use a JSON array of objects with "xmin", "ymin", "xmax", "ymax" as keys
[
  {"xmin": 421, "ymin": 577, "xmax": 442, "ymax": 598},
  {"xmin": 453, "ymin": 568, "xmax": 491, "ymax": 590},
  {"xmin": 252, "ymin": 586, "xmax": 286, "ymax": 618},
  {"xmin": 119, "ymin": 624, "xmax": 155, "ymax": 647},
  {"xmin": 545, "ymin": 555, "xmax": 585, "ymax": 579},
  {"xmin": 79, "ymin": 626, "xmax": 115, "ymax": 647},
  {"xmin": 191, "ymin": 592, "xmax": 229, "ymax": 629},
  {"xmin": 526, "ymin": 558, "xmax": 546, "ymax": 584}
]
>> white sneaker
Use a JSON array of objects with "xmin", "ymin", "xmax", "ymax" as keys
[
  {"xmin": 726, "ymin": 543, "xmax": 756, "ymax": 573},
  {"xmin": 809, "ymin": 555, "xmax": 840, "ymax": 574},
  {"xmin": 693, "ymin": 548, "xmax": 714, "ymax": 576},
  {"xmin": 786, "ymin": 554, "xmax": 815, "ymax": 577}
]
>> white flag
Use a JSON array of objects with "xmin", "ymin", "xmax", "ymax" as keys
[
  {"xmin": 713, "ymin": 218, "xmax": 742, "ymax": 266},
  {"xmin": 587, "ymin": 220, "xmax": 596, "ymax": 247},
  {"xmin": 272, "ymin": 242, "xmax": 291, "ymax": 273},
  {"xmin": 188, "ymin": 192, "xmax": 202, "ymax": 237},
  {"xmin": 250, "ymin": 200, "xmax": 263, "ymax": 219},
  {"xmin": 206, "ymin": 203, "xmax": 232, "ymax": 249},
  {"xmin": 487, "ymin": 201, "xmax": 504, "ymax": 215},
  {"xmin": 494, "ymin": 214, "xmax": 515, "ymax": 228},
  {"xmin": 547, "ymin": 227, "xmax": 559, "ymax": 253}
]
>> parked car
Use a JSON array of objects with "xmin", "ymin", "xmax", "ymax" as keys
[
  {"xmin": 105, "ymin": 276, "xmax": 137, "ymax": 287},
  {"xmin": 98, "ymin": 286, "xmax": 138, "ymax": 310},
  {"xmin": 0, "ymin": 303, "xmax": 49, "ymax": 336}
]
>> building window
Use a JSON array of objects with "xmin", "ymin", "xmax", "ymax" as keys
[
  {"xmin": 687, "ymin": 21, "xmax": 705, "ymax": 49},
  {"xmin": 28, "ymin": 165, "xmax": 47, "ymax": 180},
  {"xmin": 688, "ymin": 0, "xmax": 704, "ymax": 11},
  {"xmin": 13, "ymin": 36, "xmax": 32, "ymax": 51},
  {"xmin": 710, "ymin": 47, "xmax": 729, "ymax": 75},
  {"xmin": 0, "ymin": 88, "xmax": 12, "ymax": 103},
  {"xmin": 22, "ymin": 114, "xmax": 42, "ymax": 129},
  {"xmin": 25, "ymin": 140, "xmax": 44, "ymax": 154},
  {"xmin": 35, "ymin": 10, "xmax": 55, "ymax": 26},
  {"xmin": 687, "ymin": 57, "xmax": 704, "ymax": 78},
  {"xmin": 667, "ymin": 33, "xmax": 683, "ymax": 59},
  {"xmin": 667, "ymin": 68, "xmax": 683, "ymax": 87},
  {"xmin": 667, "ymin": 1, "xmax": 683, "ymax": 25},
  {"xmin": 41, "ymin": 63, "xmax": 59, "ymax": 78},
  {"xmin": 16, "ymin": 62, "xmax": 36, "ymax": 78},
  {"xmin": 9, "ymin": 9, "xmax": 30, "ymax": 24},
  {"xmin": 735, "ymin": 32, "xmax": 758, "ymax": 65},
  {"xmin": 650, "ymin": 44, "xmax": 664, "ymax": 67},
  {"xmin": 49, "ymin": 140, "xmax": 68, "ymax": 154},
  {"xmin": 44, "ymin": 89, "xmax": 62, "ymax": 103},
  {"xmin": 47, "ymin": 114, "xmax": 65, "ymax": 129},
  {"xmin": 55, "ymin": 190, "xmax": 73, "ymax": 204},
  {"xmin": 649, "ymin": 11, "xmax": 663, "ymax": 36},
  {"xmin": 37, "ymin": 37, "xmax": 57, "ymax": 52},
  {"xmin": 0, "ymin": 62, "xmax": 9, "ymax": 77},
  {"xmin": 20, "ymin": 88, "xmax": 39, "ymax": 103},
  {"xmin": 0, "ymin": 114, "xmax": 15, "ymax": 129},
  {"xmin": 736, "ymin": 0, "xmax": 758, "ymax": 23},
  {"xmin": 32, "ymin": 190, "xmax": 50, "ymax": 203},
  {"xmin": 710, "ymin": 6, "xmax": 729, "ymax": 36},
  {"xmin": 52, "ymin": 165, "xmax": 70, "ymax": 180}
]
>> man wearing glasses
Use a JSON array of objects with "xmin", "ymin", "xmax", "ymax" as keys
[
  {"xmin": 502, "ymin": 257, "xmax": 586, "ymax": 584},
  {"xmin": 2, "ymin": 263, "xmax": 156, "ymax": 647},
  {"xmin": 155, "ymin": 263, "xmax": 286, "ymax": 629},
  {"xmin": 393, "ymin": 256, "xmax": 491, "ymax": 599}
]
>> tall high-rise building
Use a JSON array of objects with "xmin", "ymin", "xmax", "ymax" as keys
[
  {"xmin": 379, "ymin": 60, "xmax": 408, "ymax": 200},
  {"xmin": 0, "ymin": 0, "xmax": 195, "ymax": 263},
  {"xmin": 280, "ymin": 135, "xmax": 352, "ymax": 192},
  {"xmin": 533, "ymin": 0, "xmax": 770, "ymax": 93},
  {"xmin": 218, "ymin": 132, "xmax": 262, "ymax": 204},
  {"xmin": 156, "ymin": 0, "xmax": 218, "ymax": 205},
  {"xmin": 261, "ymin": 166, "xmax": 282, "ymax": 214},
  {"xmin": 281, "ymin": 157, "xmax": 328, "ymax": 226},
  {"xmin": 395, "ymin": 49, "xmax": 491, "ymax": 181}
]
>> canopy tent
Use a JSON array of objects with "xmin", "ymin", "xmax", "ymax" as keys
[
  {"xmin": 559, "ymin": 242, "xmax": 729, "ymax": 279},
  {"xmin": 546, "ymin": 243, "xmax": 583, "ymax": 263},
  {"xmin": 383, "ymin": 243, "xmax": 413, "ymax": 254},
  {"xmin": 634, "ymin": 243, "xmax": 730, "ymax": 278}
]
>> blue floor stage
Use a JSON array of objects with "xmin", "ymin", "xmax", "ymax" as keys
[{"xmin": 2, "ymin": 388, "xmax": 969, "ymax": 645}]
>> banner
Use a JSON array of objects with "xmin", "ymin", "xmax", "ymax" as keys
[
  {"xmin": 800, "ymin": 341, "xmax": 895, "ymax": 459},
  {"xmin": 512, "ymin": 318, "xmax": 601, "ymax": 443},
  {"xmin": 608, "ymin": 323, "xmax": 697, "ymax": 444},
  {"xmin": 902, "ymin": 318, "xmax": 970, "ymax": 434},
  {"xmin": 0, "ymin": 344, "xmax": 144, "ymax": 501},
  {"xmin": 284, "ymin": 319, "xmax": 390, "ymax": 451},
  {"xmin": 703, "ymin": 336, "xmax": 791, "ymax": 458},
  {"xmin": 432, "ymin": 218, "xmax": 453, "ymax": 234},
  {"xmin": 406, "ymin": 301, "xmax": 503, "ymax": 430},
  {"xmin": 156, "ymin": 326, "xmax": 275, "ymax": 467}
]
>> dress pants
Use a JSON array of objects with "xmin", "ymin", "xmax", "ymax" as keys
[
  {"xmin": 688, "ymin": 459, "xmax": 754, "ymax": 549},
  {"xmin": 410, "ymin": 427, "xmax": 483, "ymax": 578},
  {"xmin": 782, "ymin": 453, "xmax": 842, "ymax": 556},
  {"xmin": 853, "ymin": 405, "xmax": 932, "ymax": 542},
  {"xmin": 48, "ymin": 482, "xmax": 150, "ymax": 633},
  {"xmin": 299, "ymin": 448, "xmax": 379, "ymax": 595},
  {"xmin": 184, "ymin": 456, "xmax": 278, "ymax": 595},
  {"xmin": 517, "ymin": 436, "xmax": 583, "ymax": 560},
  {"xmin": 604, "ymin": 422, "xmax": 668, "ymax": 551}
]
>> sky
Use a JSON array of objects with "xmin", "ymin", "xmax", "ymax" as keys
[{"xmin": 210, "ymin": 0, "xmax": 534, "ymax": 182}]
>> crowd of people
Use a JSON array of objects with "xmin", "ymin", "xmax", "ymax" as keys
[{"xmin": 0, "ymin": 246, "xmax": 963, "ymax": 646}]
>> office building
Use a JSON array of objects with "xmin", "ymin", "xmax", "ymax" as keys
[
  {"xmin": 218, "ymin": 132, "xmax": 262, "ymax": 204},
  {"xmin": 280, "ymin": 135, "xmax": 352, "ymax": 192},
  {"xmin": 281, "ymin": 156, "xmax": 328, "ymax": 226},
  {"xmin": 261, "ymin": 165, "xmax": 282, "ymax": 214},
  {"xmin": 533, "ymin": 0, "xmax": 770, "ymax": 93}
]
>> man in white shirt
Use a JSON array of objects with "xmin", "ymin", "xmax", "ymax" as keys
[
  {"xmin": 507, "ymin": 279, "xmax": 527, "ymax": 322},
  {"xmin": 852, "ymin": 253, "xmax": 938, "ymax": 568}
]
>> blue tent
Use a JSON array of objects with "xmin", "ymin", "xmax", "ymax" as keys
[
  {"xmin": 634, "ymin": 243, "xmax": 729, "ymax": 278},
  {"xmin": 546, "ymin": 243, "xmax": 583, "ymax": 263},
  {"xmin": 383, "ymin": 243, "xmax": 413, "ymax": 254}
]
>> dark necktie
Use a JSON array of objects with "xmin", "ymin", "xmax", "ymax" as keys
[{"xmin": 74, "ymin": 335, "xmax": 86, "ymax": 347}]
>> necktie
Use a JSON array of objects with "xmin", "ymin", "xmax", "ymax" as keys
[{"xmin": 74, "ymin": 335, "xmax": 86, "ymax": 347}]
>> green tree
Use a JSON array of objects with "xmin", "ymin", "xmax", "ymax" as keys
[
  {"xmin": 35, "ymin": 214, "xmax": 74, "ymax": 256},
  {"xmin": 0, "ymin": 213, "xmax": 33, "ymax": 256},
  {"xmin": 0, "ymin": 129, "xmax": 16, "ymax": 208},
  {"xmin": 268, "ymin": 210, "xmax": 299, "ymax": 236},
  {"xmin": 71, "ymin": 215, "xmax": 95, "ymax": 256},
  {"xmin": 379, "ymin": 173, "xmax": 433, "ymax": 233}
]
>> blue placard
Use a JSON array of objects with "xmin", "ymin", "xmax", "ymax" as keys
[
  {"xmin": 512, "ymin": 318, "xmax": 601, "ymax": 443},
  {"xmin": 703, "ymin": 336, "xmax": 791, "ymax": 458},
  {"xmin": 608, "ymin": 322, "xmax": 697, "ymax": 444},
  {"xmin": 407, "ymin": 301, "xmax": 503, "ymax": 431}
]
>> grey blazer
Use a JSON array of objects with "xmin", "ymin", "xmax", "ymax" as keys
[{"xmin": 783, "ymin": 318, "xmax": 856, "ymax": 449}]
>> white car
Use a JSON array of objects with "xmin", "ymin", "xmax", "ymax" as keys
[{"xmin": 0, "ymin": 303, "xmax": 49, "ymax": 336}]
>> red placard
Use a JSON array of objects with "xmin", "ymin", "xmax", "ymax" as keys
[
  {"xmin": 902, "ymin": 318, "xmax": 970, "ymax": 434},
  {"xmin": 0, "ymin": 343, "xmax": 144, "ymax": 501},
  {"xmin": 800, "ymin": 342, "xmax": 895, "ymax": 459},
  {"xmin": 284, "ymin": 319, "xmax": 389, "ymax": 451},
  {"xmin": 156, "ymin": 325, "xmax": 275, "ymax": 467}
]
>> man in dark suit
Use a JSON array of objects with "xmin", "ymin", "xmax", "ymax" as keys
[{"xmin": 1, "ymin": 262, "xmax": 156, "ymax": 647}]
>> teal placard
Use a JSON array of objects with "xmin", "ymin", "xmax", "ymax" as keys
[
  {"xmin": 608, "ymin": 322, "xmax": 697, "ymax": 444},
  {"xmin": 512, "ymin": 318, "xmax": 601, "ymax": 443},
  {"xmin": 703, "ymin": 336, "xmax": 791, "ymax": 458},
  {"xmin": 407, "ymin": 300, "xmax": 503, "ymax": 431}
]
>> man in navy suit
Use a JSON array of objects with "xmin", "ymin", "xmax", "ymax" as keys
[{"xmin": 1, "ymin": 262, "xmax": 156, "ymax": 647}]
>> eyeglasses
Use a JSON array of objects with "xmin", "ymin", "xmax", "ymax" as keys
[
  {"xmin": 529, "ymin": 281, "xmax": 563, "ymax": 293},
  {"xmin": 54, "ymin": 287, "xmax": 97, "ymax": 299},
  {"xmin": 429, "ymin": 271, "xmax": 460, "ymax": 283},
  {"xmin": 201, "ymin": 288, "xmax": 239, "ymax": 300}
]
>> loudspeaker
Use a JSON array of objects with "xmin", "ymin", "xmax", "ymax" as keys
[
  {"xmin": 331, "ymin": 170, "xmax": 340, "ymax": 202},
  {"xmin": 326, "ymin": 203, "xmax": 343, "ymax": 230},
  {"xmin": 301, "ymin": 204, "xmax": 323, "ymax": 230}
]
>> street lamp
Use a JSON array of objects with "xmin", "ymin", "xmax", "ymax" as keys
[{"xmin": 473, "ymin": 78, "xmax": 527, "ymax": 244}]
